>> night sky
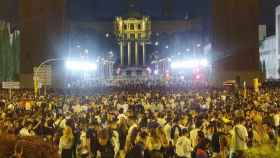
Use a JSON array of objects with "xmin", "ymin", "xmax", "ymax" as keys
[
  {"xmin": 67, "ymin": 0, "xmax": 211, "ymax": 20},
  {"xmin": 260, "ymin": 0, "xmax": 280, "ymax": 36},
  {"xmin": 0, "ymin": 0, "xmax": 280, "ymax": 35}
]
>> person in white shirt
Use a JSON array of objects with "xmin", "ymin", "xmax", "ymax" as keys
[
  {"xmin": 157, "ymin": 113, "xmax": 166, "ymax": 127},
  {"xmin": 190, "ymin": 121, "xmax": 202, "ymax": 148},
  {"xmin": 176, "ymin": 129, "xmax": 192, "ymax": 158},
  {"xmin": 59, "ymin": 126, "xmax": 74, "ymax": 158},
  {"xmin": 78, "ymin": 130, "xmax": 90, "ymax": 158},
  {"xmin": 73, "ymin": 104, "xmax": 82, "ymax": 113},
  {"xmin": 230, "ymin": 117, "xmax": 248, "ymax": 158},
  {"xmin": 164, "ymin": 121, "xmax": 172, "ymax": 143},
  {"xmin": 19, "ymin": 122, "xmax": 35, "ymax": 137},
  {"xmin": 273, "ymin": 112, "xmax": 280, "ymax": 128},
  {"xmin": 25, "ymin": 102, "xmax": 32, "ymax": 111},
  {"xmin": 7, "ymin": 103, "xmax": 14, "ymax": 110}
]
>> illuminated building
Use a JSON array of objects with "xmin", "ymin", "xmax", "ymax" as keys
[
  {"xmin": 114, "ymin": 16, "xmax": 151, "ymax": 66},
  {"xmin": 259, "ymin": 35, "xmax": 278, "ymax": 79},
  {"xmin": 258, "ymin": 5, "xmax": 280, "ymax": 80},
  {"xmin": 277, "ymin": 5, "xmax": 280, "ymax": 56}
]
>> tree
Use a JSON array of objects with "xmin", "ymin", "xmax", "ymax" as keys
[{"xmin": 0, "ymin": 21, "xmax": 20, "ymax": 81}]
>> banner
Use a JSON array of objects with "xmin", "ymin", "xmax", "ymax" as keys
[{"xmin": 2, "ymin": 81, "xmax": 20, "ymax": 89}]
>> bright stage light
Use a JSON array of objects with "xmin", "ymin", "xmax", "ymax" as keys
[
  {"xmin": 65, "ymin": 60, "xmax": 97, "ymax": 71},
  {"xmin": 171, "ymin": 59, "xmax": 209, "ymax": 69},
  {"xmin": 154, "ymin": 70, "xmax": 159, "ymax": 75},
  {"xmin": 200, "ymin": 59, "xmax": 209, "ymax": 67},
  {"xmin": 146, "ymin": 67, "xmax": 152, "ymax": 74},
  {"xmin": 195, "ymin": 74, "xmax": 201, "ymax": 80}
]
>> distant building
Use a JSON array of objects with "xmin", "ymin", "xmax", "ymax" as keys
[
  {"xmin": 114, "ymin": 16, "xmax": 151, "ymax": 66},
  {"xmin": 19, "ymin": 0, "xmax": 66, "ymax": 73},
  {"xmin": 258, "ymin": 5, "xmax": 280, "ymax": 80},
  {"xmin": 259, "ymin": 35, "xmax": 279, "ymax": 79},
  {"xmin": 69, "ymin": 18, "xmax": 205, "ymax": 64},
  {"xmin": 211, "ymin": 0, "xmax": 260, "ymax": 84},
  {"xmin": 259, "ymin": 25, "xmax": 267, "ymax": 41},
  {"xmin": 276, "ymin": 5, "xmax": 280, "ymax": 56}
]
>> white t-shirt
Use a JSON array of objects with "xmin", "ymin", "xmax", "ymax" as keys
[
  {"xmin": 157, "ymin": 118, "xmax": 166, "ymax": 127},
  {"xmin": 8, "ymin": 104, "xmax": 14, "ymax": 110},
  {"xmin": 176, "ymin": 136, "xmax": 192, "ymax": 158},
  {"xmin": 25, "ymin": 102, "xmax": 31, "ymax": 111},
  {"xmin": 73, "ymin": 104, "xmax": 81, "ymax": 113},
  {"xmin": 274, "ymin": 114, "xmax": 280, "ymax": 127},
  {"xmin": 164, "ymin": 123, "xmax": 172, "ymax": 142},
  {"xmin": 19, "ymin": 128, "xmax": 34, "ymax": 137},
  {"xmin": 190, "ymin": 128, "xmax": 200, "ymax": 148},
  {"xmin": 230, "ymin": 124, "xmax": 248, "ymax": 151},
  {"xmin": 117, "ymin": 103, "xmax": 128, "ymax": 113}
]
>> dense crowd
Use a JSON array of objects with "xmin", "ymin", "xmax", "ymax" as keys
[{"xmin": 0, "ymin": 86, "xmax": 280, "ymax": 158}]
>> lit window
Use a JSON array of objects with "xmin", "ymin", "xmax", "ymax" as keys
[{"xmin": 130, "ymin": 24, "xmax": 134, "ymax": 30}]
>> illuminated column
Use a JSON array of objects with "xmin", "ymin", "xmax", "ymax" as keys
[
  {"xmin": 109, "ymin": 62, "xmax": 113, "ymax": 79},
  {"xmin": 142, "ymin": 41, "xmax": 146, "ymax": 65},
  {"xmin": 120, "ymin": 41, "xmax": 124, "ymax": 65},
  {"xmin": 128, "ymin": 41, "xmax": 131, "ymax": 65},
  {"xmin": 135, "ymin": 41, "xmax": 139, "ymax": 65}
]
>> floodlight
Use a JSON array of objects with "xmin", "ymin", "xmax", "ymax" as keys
[
  {"xmin": 171, "ymin": 59, "xmax": 209, "ymax": 69},
  {"xmin": 154, "ymin": 70, "xmax": 159, "ymax": 75},
  {"xmin": 180, "ymin": 76, "xmax": 185, "ymax": 80},
  {"xmin": 84, "ymin": 49, "xmax": 89, "ymax": 54},
  {"xmin": 65, "ymin": 60, "xmax": 97, "ymax": 71},
  {"xmin": 155, "ymin": 41, "xmax": 159, "ymax": 46},
  {"xmin": 200, "ymin": 59, "xmax": 209, "ymax": 67},
  {"xmin": 146, "ymin": 67, "xmax": 152, "ymax": 74},
  {"xmin": 105, "ymin": 33, "xmax": 110, "ymax": 38},
  {"xmin": 195, "ymin": 74, "xmax": 201, "ymax": 80}
]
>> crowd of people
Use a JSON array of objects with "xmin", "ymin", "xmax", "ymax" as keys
[{"xmin": 0, "ymin": 86, "xmax": 280, "ymax": 158}]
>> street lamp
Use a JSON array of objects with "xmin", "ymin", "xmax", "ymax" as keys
[
  {"xmin": 34, "ymin": 58, "xmax": 97, "ymax": 96},
  {"xmin": 34, "ymin": 58, "xmax": 64, "ymax": 97}
]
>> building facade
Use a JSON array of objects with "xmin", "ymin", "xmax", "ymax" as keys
[
  {"xmin": 211, "ymin": 0, "xmax": 261, "ymax": 85},
  {"xmin": 259, "ymin": 25, "xmax": 267, "ymax": 41},
  {"xmin": 114, "ymin": 16, "xmax": 151, "ymax": 66},
  {"xmin": 19, "ymin": 0, "xmax": 66, "ymax": 73},
  {"xmin": 259, "ymin": 35, "xmax": 279, "ymax": 79},
  {"xmin": 19, "ymin": 0, "xmax": 67, "ymax": 88},
  {"xmin": 277, "ymin": 5, "xmax": 280, "ymax": 56}
]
